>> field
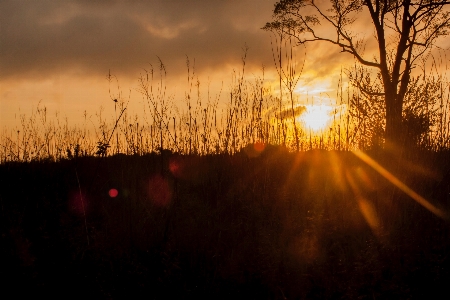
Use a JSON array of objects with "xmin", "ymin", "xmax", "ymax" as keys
[
  {"xmin": 1, "ymin": 56, "xmax": 450, "ymax": 299},
  {"xmin": 1, "ymin": 147, "xmax": 449, "ymax": 299},
  {"xmin": 4, "ymin": 1, "xmax": 450, "ymax": 298}
]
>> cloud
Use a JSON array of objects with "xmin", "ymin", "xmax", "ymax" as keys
[{"xmin": 0, "ymin": 0, "xmax": 275, "ymax": 80}]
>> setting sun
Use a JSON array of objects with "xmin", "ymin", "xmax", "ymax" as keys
[{"xmin": 299, "ymin": 105, "xmax": 334, "ymax": 132}]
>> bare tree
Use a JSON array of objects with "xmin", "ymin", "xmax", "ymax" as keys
[{"xmin": 263, "ymin": 0, "xmax": 450, "ymax": 146}]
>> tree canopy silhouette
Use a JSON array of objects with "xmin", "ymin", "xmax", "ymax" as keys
[{"xmin": 263, "ymin": 0, "xmax": 450, "ymax": 146}]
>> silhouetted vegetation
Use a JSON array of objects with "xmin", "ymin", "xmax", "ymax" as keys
[
  {"xmin": 1, "ymin": 148, "xmax": 449, "ymax": 298},
  {"xmin": 1, "ymin": 53, "xmax": 450, "ymax": 162}
]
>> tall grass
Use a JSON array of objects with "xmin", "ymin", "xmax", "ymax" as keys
[{"xmin": 1, "ymin": 54, "xmax": 450, "ymax": 163}]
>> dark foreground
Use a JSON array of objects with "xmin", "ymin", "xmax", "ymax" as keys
[{"xmin": 1, "ymin": 148, "xmax": 450, "ymax": 299}]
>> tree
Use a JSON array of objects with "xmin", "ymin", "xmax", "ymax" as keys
[{"xmin": 263, "ymin": 0, "xmax": 450, "ymax": 146}]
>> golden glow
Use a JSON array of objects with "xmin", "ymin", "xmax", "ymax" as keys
[
  {"xmin": 353, "ymin": 150, "xmax": 448, "ymax": 220},
  {"xmin": 346, "ymin": 169, "xmax": 382, "ymax": 237},
  {"xmin": 299, "ymin": 105, "xmax": 334, "ymax": 132}
]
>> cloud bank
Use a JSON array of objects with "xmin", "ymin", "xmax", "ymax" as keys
[{"xmin": 0, "ymin": 0, "xmax": 276, "ymax": 80}]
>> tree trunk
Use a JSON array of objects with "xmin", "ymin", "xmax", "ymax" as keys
[{"xmin": 384, "ymin": 91, "xmax": 404, "ymax": 147}]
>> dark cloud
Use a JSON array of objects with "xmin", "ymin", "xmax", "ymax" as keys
[
  {"xmin": 0, "ymin": 0, "xmax": 276, "ymax": 80},
  {"xmin": 277, "ymin": 105, "xmax": 307, "ymax": 119}
]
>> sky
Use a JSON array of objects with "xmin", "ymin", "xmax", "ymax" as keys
[
  {"xmin": 5, "ymin": 0, "xmax": 449, "ymax": 133},
  {"xmin": 1, "ymin": 0, "xmax": 358, "ymax": 131}
]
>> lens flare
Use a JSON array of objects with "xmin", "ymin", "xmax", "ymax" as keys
[
  {"xmin": 346, "ymin": 170, "xmax": 382, "ymax": 236},
  {"xmin": 147, "ymin": 175, "xmax": 172, "ymax": 207},
  {"xmin": 169, "ymin": 157, "xmax": 181, "ymax": 177},
  {"xmin": 109, "ymin": 188, "xmax": 118, "ymax": 198},
  {"xmin": 68, "ymin": 191, "xmax": 89, "ymax": 216},
  {"xmin": 243, "ymin": 142, "xmax": 266, "ymax": 158},
  {"xmin": 353, "ymin": 150, "xmax": 447, "ymax": 219}
]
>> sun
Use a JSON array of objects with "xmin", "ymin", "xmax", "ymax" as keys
[{"xmin": 299, "ymin": 105, "xmax": 334, "ymax": 132}]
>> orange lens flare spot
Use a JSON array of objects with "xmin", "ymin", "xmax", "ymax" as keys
[
  {"xmin": 243, "ymin": 142, "xmax": 266, "ymax": 158},
  {"xmin": 68, "ymin": 191, "xmax": 89, "ymax": 216},
  {"xmin": 169, "ymin": 157, "xmax": 182, "ymax": 177},
  {"xmin": 148, "ymin": 175, "xmax": 172, "ymax": 207},
  {"xmin": 109, "ymin": 188, "xmax": 118, "ymax": 198},
  {"xmin": 253, "ymin": 142, "xmax": 265, "ymax": 152}
]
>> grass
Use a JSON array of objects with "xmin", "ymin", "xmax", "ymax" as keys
[{"xmin": 2, "ymin": 54, "xmax": 449, "ymax": 162}]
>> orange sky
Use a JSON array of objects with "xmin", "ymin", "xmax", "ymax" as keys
[
  {"xmin": 2, "ymin": 0, "xmax": 448, "ymax": 132},
  {"xmin": 0, "ymin": 0, "xmax": 355, "ymax": 131}
]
